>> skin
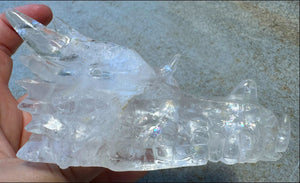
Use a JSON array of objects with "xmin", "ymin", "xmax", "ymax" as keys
[{"xmin": 0, "ymin": 4, "xmax": 147, "ymax": 182}]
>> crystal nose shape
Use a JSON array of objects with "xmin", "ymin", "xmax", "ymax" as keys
[{"xmin": 5, "ymin": 9, "xmax": 70, "ymax": 55}]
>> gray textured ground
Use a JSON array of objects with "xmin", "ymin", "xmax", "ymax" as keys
[{"xmin": 0, "ymin": 1, "xmax": 299, "ymax": 182}]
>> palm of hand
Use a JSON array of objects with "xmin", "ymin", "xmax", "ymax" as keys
[
  {"xmin": 0, "ymin": 4, "xmax": 146, "ymax": 182},
  {"xmin": 0, "ymin": 81, "xmax": 85, "ymax": 181},
  {"xmin": 0, "ymin": 84, "xmax": 73, "ymax": 181}
]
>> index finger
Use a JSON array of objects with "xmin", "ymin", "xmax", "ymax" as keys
[{"xmin": 0, "ymin": 4, "xmax": 53, "ymax": 56}]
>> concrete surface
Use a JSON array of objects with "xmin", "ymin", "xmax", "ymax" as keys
[{"xmin": 0, "ymin": 1, "xmax": 299, "ymax": 182}]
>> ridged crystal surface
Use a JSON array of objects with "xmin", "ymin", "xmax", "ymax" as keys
[{"xmin": 5, "ymin": 9, "xmax": 290, "ymax": 171}]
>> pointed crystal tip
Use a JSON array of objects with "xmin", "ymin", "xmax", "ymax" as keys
[
  {"xmin": 228, "ymin": 79, "xmax": 258, "ymax": 102},
  {"xmin": 5, "ymin": 9, "xmax": 70, "ymax": 56},
  {"xmin": 160, "ymin": 54, "xmax": 181, "ymax": 75},
  {"xmin": 5, "ymin": 9, "xmax": 41, "ymax": 38}
]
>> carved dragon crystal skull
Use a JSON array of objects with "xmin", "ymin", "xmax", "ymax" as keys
[{"xmin": 5, "ymin": 9, "xmax": 290, "ymax": 171}]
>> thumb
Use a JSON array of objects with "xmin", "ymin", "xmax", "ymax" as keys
[{"xmin": 0, "ymin": 50, "xmax": 12, "ymax": 85}]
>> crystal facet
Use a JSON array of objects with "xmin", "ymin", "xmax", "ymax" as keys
[{"xmin": 6, "ymin": 9, "xmax": 290, "ymax": 171}]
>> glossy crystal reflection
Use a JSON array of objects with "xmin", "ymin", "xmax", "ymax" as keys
[{"xmin": 5, "ymin": 9, "xmax": 290, "ymax": 171}]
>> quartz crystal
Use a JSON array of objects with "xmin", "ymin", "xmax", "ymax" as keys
[{"xmin": 5, "ymin": 9, "xmax": 290, "ymax": 171}]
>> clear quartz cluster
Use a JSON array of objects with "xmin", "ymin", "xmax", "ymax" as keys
[{"xmin": 6, "ymin": 9, "xmax": 290, "ymax": 171}]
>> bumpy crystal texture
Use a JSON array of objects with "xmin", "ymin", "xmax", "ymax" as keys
[{"xmin": 6, "ymin": 9, "xmax": 290, "ymax": 171}]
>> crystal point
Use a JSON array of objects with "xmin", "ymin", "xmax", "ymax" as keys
[
  {"xmin": 228, "ymin": 79, "xmax": 258, "ymax": 102},
  {"xmin": 5, "ymin": 9, "xmax": 70, "ymax": 55},
  {"xmin": 8, "ymin": 10, "xmax": 290, "ymax": 171}
]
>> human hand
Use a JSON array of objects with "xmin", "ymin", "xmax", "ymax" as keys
[{"xmin": 0, "ymin": 4, "xmax": 147, "ymax": 182}]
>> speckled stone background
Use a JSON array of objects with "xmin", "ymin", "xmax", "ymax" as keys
[{"xmin": 0, "ymin": 1, "xmax": 298, "ymax": 182}]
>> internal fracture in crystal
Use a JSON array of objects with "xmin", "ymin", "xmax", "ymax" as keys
[{"xmin": 5, "ymin": 9, "xmax": 290, "ymax": 171}]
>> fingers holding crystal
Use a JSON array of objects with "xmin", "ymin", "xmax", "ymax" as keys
[
  {"xmin": 0, "ymin": 5, "xmax": 52, "ymax": 155},
  {"xmin": 5, "ymin": 9, "xmax": 69, "ymax": 56},
  {"xmin": 0, "ymin": 51, "xmax": 12, "ymax": 84},
  {"xmin": 0, "ymin": 4, "xmax": 52, "ymax": 56}
]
